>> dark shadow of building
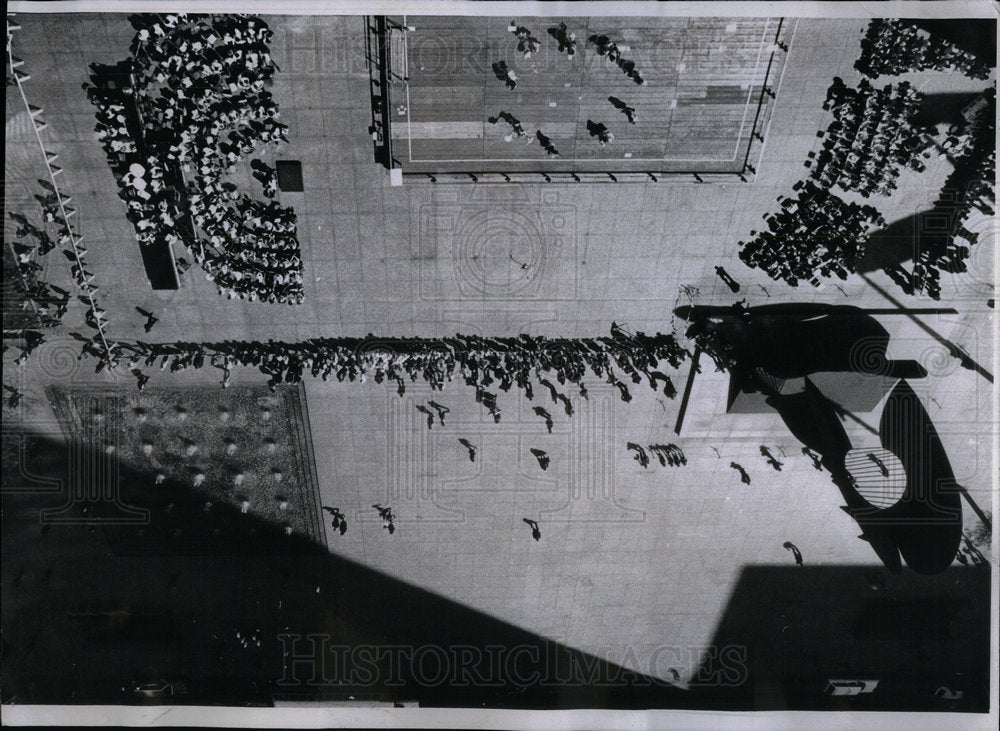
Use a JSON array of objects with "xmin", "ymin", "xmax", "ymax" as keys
[
  {"xmin": 695, "ymin": 564, "xmax": 990, "ymax": 711},
  {"xmin": 1, "ymin": 430, "xmax": 704, "ymax": 709}
]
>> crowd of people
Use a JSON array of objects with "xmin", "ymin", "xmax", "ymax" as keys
[
  {"xmin": 739, "ymin": 181, "xmax": 886, "ymax": 286},
  {"xmin": 939, "ymin": 89, "xmax": 996, "ymax": 224},
  {"xmin": 738, "ymin": 27, "xmax": 993, "ymax": 300},
  {"xmin": 187, "ymin": 192, "xmax": 303, "ymax": 303},
  {"xmin": 114, "ymin": 328, "xmax": 691, "ymax": 411},
  {"xmin": 855, "ymin": 19, "xmax": 992, "ymax": 80},
  {"xmin": 85, "ymin": 68, "xmax": 190, "ymax": 260},
  {"xmin": 810, "ymin": 78, "xmax": 930, "ymax": 197},
  {"xmin": 7, "ymin": 176, "xmax": 123, "ymax": 373},
  {"xmin": 884, "ymin": 90, "xmax": 995, "ymax": 300},
  {"xmin": 7, "ymin": 213, "xmax": 72, "ymax": 329},
  {"xmin": 84, "ymin": 13, "xmax": 304, "ymax": 304}
]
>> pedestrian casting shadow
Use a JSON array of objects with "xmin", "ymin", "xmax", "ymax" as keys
[
  {"xmin": 2, "ymin": 430, "xmax": 700, "ymax": 709},
  {"xmin": 694, "ymin": 565, "xmax": 990, "ymax": 712}
]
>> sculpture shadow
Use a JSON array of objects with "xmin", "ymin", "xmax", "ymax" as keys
[
  {"xmin": 675, "ymin": 304, "xmax": 961, "ymax": 574},
  {"xmin": 856, "ymin": 209, "xmax": 948, "ymax": 274},
  {"xmin": 763, "ymin": 378, "xmax": 963, "ymax": 575},
  {"xmin": 911, "ymin": 92, "xmax": 984, "ymax": 129},
  {"xmin": 676, "ymin": 303, "xmax": 926, "ymax": 382}
]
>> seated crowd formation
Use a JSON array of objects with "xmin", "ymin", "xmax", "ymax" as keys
[
  {"xmin": 739, "ymin": 181, "xmax": 885, "ymax": 286},
  {"xmin": 810, "ymin": 78, "xmax": 930, "ymax": 197},
  {"xmin": 85, "ymin": 13, "xmax": 304, "ymax": 304},
  {"xmin": 855, "ymin": 18, "xmax": 992, "ymax": 80},
  {"xmin": 740, "ymin": 17, "xmax": 995, "ymax": 299},
  {"xmin": 885, "ymin": 88, "xmax": 996, "ymax": 299}
]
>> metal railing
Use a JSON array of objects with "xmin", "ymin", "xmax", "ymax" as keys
[
  {"xmin": 367, "ymin": 16, "xmax": 792, "ymax": 183},
  {"xmin": 364, "ymin": 16, "xmax": 397, "ymax": 171}
]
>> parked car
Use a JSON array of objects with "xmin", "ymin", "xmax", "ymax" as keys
[{"xmin": 130, "ymin": 679, "xmax": 189, "ymax": 698}]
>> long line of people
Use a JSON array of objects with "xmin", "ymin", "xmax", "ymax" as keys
[
  {"xmin": 117, "ymin": 328, "xmax": 691, "ymax": 408},
  {"xmin": 855, "ymin": 19, "xmax": 992, "ymax": 80}
]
